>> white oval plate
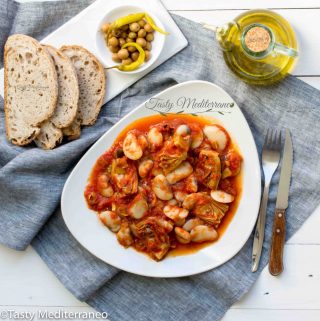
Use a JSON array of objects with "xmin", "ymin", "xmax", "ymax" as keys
[{"xmin": 61, "ymin": 80, "xmax": 261, "ymax": 278}]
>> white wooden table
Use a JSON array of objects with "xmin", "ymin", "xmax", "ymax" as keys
[{"xmin": 1, "ymin": 1, "xmax": 320, "ymax": 320}]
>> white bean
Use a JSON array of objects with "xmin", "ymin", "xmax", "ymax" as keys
[
  {"xmin": 210, "ymin": 190, "xmax": 235, "ymax": 203},
  {"xmin": 190, "ymin": 127, "xmax": 204, "ymax": 149},
  {"xmin": 138, "ymin": 159, "xmax": 153, "ymax": 178},
  {"xmin": 156, "ymin": 218, "xmax": 174, "ymax": 233},
  {"xmin": 173, "ymin": 125, "xmax": 191, "ymax": 150},
  {"xmin": 116, "ymin": 222, "xmax": 133, "ymax": 247},
  {"xmin": 174, "ymin": 227, "xmax": 191, "ymax": 244},
  {"xmin": 97, "ymin": 174, "xmax": 114, "ymax": 197},
  {"xmin": 190, "ymin": 225, "xmax": 218, "ymax": 243},
  {"xmin": 99, "ymin": 211, "xmax": 121, "ymax": 233},
  {"xmin": 151, "ymin": 174, "xmax": 173, "ymax": 200},
  {"xmin": 175, "ymin": 124, "xmax": 190, "ymax": 136},
  {"xmin": 138, "ymin": 135, "xmax": 148, "ymax": 149},
  {"xmin": 166, "ymin": 161, "xmax": 193, "ymax": 184},
  {"xmin": 123, "ymin": 132, "xmax": 143, "ymax": 160},
  {"xmin": 163, "ymin": 205, "xmax": 189, "ymax": 222},
  {"xmin": 147, "ymin": 127, "xmax": 163, "ymax": 149},
  {"xmin": 128, "ymin": 195, "xmax": 149, "ymax": 219},
  {"xmin": 203, "ymin": 125, "xmax": 228, "ymax": 151},
  {"xmin": 174, "ymin": 191, "xmax": 188, "ymax": 203},
  {"xmin": 183, "ymin": 218, "xmax": 204, "ymax": 232}
]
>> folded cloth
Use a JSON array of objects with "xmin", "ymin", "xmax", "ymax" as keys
[{"xmin": 1, "ymin": 1, "xmax": 320, "ymax": 321}]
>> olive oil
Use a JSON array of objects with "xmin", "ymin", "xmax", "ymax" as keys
[{"xmin": 215, "ymin": 9, "xmax": 298, "ymax": 85}]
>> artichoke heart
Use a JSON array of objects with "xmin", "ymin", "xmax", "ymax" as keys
[
  {"xmin": 194, "ymin": 199, "xmax": 229, "ymax": 226},
  {"xmin": 157, "ymin": 141, "xmax": 187, "ymax": 175},
  {"xmin": 111, "ymin": 157, "xmax": 138, "ymax": 194},
  {"xmin": 133, "ymin": 217, "xmax": 170, "ymax": 261},
  {"xmin": 195, "ymin": 149, "xmax": 221, "ymax": 190}
]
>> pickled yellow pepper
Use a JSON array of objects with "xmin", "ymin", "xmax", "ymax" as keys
[
  {"xmin": 144, "ymin": 13, "xmax": 169, "ymax": 35},
  {"xmin": 117, "ymin": 42, "xmax": 145, "ymax": 71},
  {"xmin": 108, "ymin": 12, "xmax": 169, "ymax": 37},
  {"xmin": 110, "ymin": 13, "xmax": 145, "ymax": 31}
]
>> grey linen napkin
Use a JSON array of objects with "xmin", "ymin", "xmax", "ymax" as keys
[{"xmin": 1, "ymin": 1, "xmax": 320, "ymax": 320}]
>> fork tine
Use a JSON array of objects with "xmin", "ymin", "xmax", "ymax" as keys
[
  {"xmin": 276, "ymin": 130, "xmax": 282, "ymax": 150},
  {"xmin": 269, "ymin": 128, "xmax": 276, "ymax": 149},
  {"xmin": 264, "ymin": 129, "xmax": 271, "ymax": 148},
  {"xmin": 271, "ymin": 129, "xmax": 277, "ymax": 149}
]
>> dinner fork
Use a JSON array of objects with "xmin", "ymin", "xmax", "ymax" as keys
[{"xmin": 252, "ymin": 129, "xmax": 281, "ymax": 272}]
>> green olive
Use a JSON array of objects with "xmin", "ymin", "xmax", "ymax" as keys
[
  {"xmin": 126, "ymin": 37, "xmax": 132, "ymax": 43},
  {"xmin": 131, "ymin": 51, "xmax": 139, "ymax": 61},
  {"xmin": 127, "ymin": 46, "xmax": 137, "ymax": 53},
  {"xmin": 112, "ymin": 53, "xmax": 121, "ymax": 63},
  {"xmin": 145, "ymin": 50, "xmax": 151, "ymax": 61},
  {"xmin": 122, "ymin": 58, "xmax": 133, "ymax": 65},
  {"xmin": 108, "ymin": 37, "xmax": 119, "ymax": 47},
  {"xmin": 144, "ymin": 23, "xmax": 154, "ymax": 33},
  {"xmin": 128, "ymin": 32, "xmax": 137, "ymax": 39},
  {"xmin": 129, "ymin": 22, "xmax": 140, "ymax": 32},
  {"xmin": 138, "ymin": 19, "xmax": 146, "ymax": 28},
  {"xmin": 146, "ymin": 33, "xmax": 154, "ymax": 42},
  {"xmin": 101, "ymin": 23, "xmax": 111, "ymax": 33},
  {"xmin": 138, "ymin": 29, "xmax": 147, "ymax": 38},
  {"xmin": 118, "ymin": 48, "xmax": 129, "ymax": 60},
  {"xmin": 146, "ymin": 42, "xmax": 152, "ymax": 51},
  {"xmin": 120, "ymin": 31, "xmax": 128, "ymax": 39},
  {"xmin": 120, "ymin": 24, "xmax": 129, "ymax": 31},
  {"xmin": 111, "ymin": 29, "xmax": 121, "ymax": 37},
  {"xmin": 108, "ymin": 45, "xmax": 119, "ymax": 53},
  {"xmin": 136, "ymin": 37, "xmax": 147, "ymax": 48},
  {"xmin": 118, "ymin": 38, "xmax": 126, "ymax": 47}
]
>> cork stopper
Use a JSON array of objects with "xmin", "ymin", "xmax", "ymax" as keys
[{"xmin": 244, "ymin": 26, "xmax": 271, "ymax": 53}]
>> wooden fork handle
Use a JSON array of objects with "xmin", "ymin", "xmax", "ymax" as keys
[{"xmin": 269, "ymin": 208, "xmax": 286, "ymax": 276}]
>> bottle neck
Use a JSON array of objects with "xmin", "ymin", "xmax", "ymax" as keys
[{"xmin": 241, "ymin": 23, "xmax": 274, "ymax": 59}]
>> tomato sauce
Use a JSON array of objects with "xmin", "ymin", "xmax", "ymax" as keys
[{"xmin": 84, "ymin": 114, "xmax": 243, "ymax": 260}]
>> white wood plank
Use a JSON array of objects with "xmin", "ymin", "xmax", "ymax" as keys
[
  {"xmin": 163, "ymin": 0, "xmax": 320, "ymax": 11},
  {"xmin": 170, "ymin": 9, "xmax": 320, "ymax": 76},
  {"xmin": 297, "ymin": 77, "xmax": 320, "ymax": 90},
  {"xmin": 0, "ymin": 245, "xmax": 85, "ymax": 307},
  {"xmin": 223, "ymin": 309, "xmax": 320, "ymax": 321},
  {"xmin": 233, "ymin": 244, "xmax": 320, "ymax": 309}
]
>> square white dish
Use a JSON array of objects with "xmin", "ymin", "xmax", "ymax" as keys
[{"xmin": 0, "ymin": 0, "xmax": 188, "ymax": 103}]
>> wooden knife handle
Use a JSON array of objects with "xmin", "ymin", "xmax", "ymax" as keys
[{"xmin": 269, "ymin": 208, "xmax": 286, "ymax": 276}]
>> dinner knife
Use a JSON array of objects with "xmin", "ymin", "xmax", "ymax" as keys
[{"xmin": 269, "ymin": 129, "xmax": 293, "ymax": 276}]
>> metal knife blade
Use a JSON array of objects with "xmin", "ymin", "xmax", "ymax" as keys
[{"xmin": 275, "ymin": 129, "xmax": 293, "ymax": 209}]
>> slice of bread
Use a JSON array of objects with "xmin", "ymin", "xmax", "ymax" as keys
[
  {"xmin": 4, "ymin": 34, "xmax": 58, "ymax": 146},
  {"xmin": 44, "ymin": 45, "xmax": 79, "ymax": 128},
  {"xmin": 34, "ymin": 120, "xmax": 63, "ymax": 150},
  {"xmin": 34, "ymin": 45, "xmax": 79, "ymax": 149},
  {"xmin": 62, "ymin": 120, "xmax": 81, "ymax": 141},
  {"xmin": 60, "ymin": 45, "xmax": 106, "ymax": 130}
]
